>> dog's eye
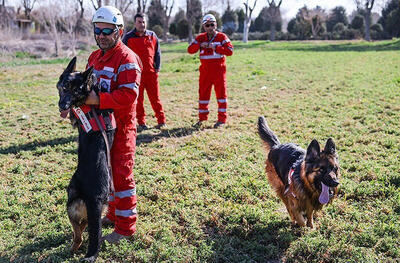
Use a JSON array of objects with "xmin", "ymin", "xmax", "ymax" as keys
[{"xmin": 319, "ymin": 167, "xmax": 326, "ymax": 174}]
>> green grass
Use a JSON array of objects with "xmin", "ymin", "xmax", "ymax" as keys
[{"xmin": 0, "ymin": 40, "xmax": 399, "ymax": 263}]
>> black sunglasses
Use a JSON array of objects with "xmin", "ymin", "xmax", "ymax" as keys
[
  {"xmin": 94, "ymin": 27, "xmax": 117, "ymax": 36},
  {"xmin": 205, "ymin": 23, "xmax": 215, "ymax": 28}
]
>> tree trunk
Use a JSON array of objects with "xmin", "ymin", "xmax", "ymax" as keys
[
  {"xmin": 242, "ymin": 18, "xmax": 251, "ymax": 43},
  {"xmin": 163, "ymin": 17, "xmax": 169, "ymax": 42},
  {"xmin": 187, "ymin": 19, "xmax": 193, "ymax": 43},
  {"xmin": 51, "ymin": 23, "xmax": 61, "ymax": 57},
  {"xmin": 270, "ymin": 22, "xmax": 276, "ymax": 41},
  {"xmin": 364, "ymin": 9, "xmax": 371, "ymax": 41}
]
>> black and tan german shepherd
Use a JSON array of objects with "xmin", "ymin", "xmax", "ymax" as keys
[
  {"xmin": 57, "ymin": 57, "xmax": 114, "ymax": 262},
  {"xmin": 258, "ymin": 116, "xmax": 339, "ymax": 228}
]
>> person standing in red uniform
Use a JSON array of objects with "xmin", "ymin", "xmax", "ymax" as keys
[
  {"xmin": 123, "ymin": 13, "xmax": 166, "ymax": 131},
  {"xmin": 85, "ymin": 6, "xmax": 142, "ymax": 244},
  {"xmin": 187, "ymin": 14, "xmax": 234, "ymax": 128}
]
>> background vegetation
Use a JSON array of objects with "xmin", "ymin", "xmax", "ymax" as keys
[{"xmin": 0, "ymin": 40, "xmax": 399, "ymax": 262}]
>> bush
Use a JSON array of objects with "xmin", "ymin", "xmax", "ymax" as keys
[
  {"xmin": 177, "ymin": 19, "xmax": 189, "ymax": 39},
  {"xmin": 152, "ymin": 25, "xmax": 163, "ymax": 38}
]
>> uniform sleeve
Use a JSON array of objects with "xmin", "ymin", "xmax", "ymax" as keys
[
  {"xmin": 154, "ymin": 33, "xmax": 161, "ymax": 70},
  {"xmin": 215, "ymin": 35, "xmax": 233, "ymax": 56},
  {"xmin": 187, "ymin": 36, "xmax": 200, "ymax": 54},
  {"xmin": 99, "ymin": 58, "xmax": 141, "ymax": 110}
]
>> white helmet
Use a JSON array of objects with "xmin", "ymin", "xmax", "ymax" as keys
[
  {"xmin": 202, "ymin": 14, "xmax": 216, "ymax": 24},
  {"xmin": 92, "ymin": 6, "xmax": 124, "ymax": 27}
]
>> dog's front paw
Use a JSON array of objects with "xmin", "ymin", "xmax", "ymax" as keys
[{"xmin": 81, "ymin": 256, "xmax": 96, "ymax": 262}]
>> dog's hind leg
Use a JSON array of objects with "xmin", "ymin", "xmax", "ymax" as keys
[
  {"xmin": 83, "ymin": 199, "xmax": 103, "ymax": 262},
  {"xmin": 67, "ymin": 199, "xmax": 87, "ymax": 252}
]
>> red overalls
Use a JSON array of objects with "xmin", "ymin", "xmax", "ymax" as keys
[
  {"xmin": 123, "ymin": 29, "xmax": 166, "ymax": 125},
  {"xmin": 87, "ymin": 41, "xmax": 142, "ymax": 236},
  {"xmin": 187, "ymin": 32, "xmax": 233, "ymax": 123}
]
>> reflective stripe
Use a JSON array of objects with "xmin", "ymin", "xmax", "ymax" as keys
[
  {"xmin": 227, "ymin": 47, "xmax": 233, "ymax": 51},
  {"xmin": 217, "ymin": 99, "xmax": 227, "ymax": 103},
  {"xmin": 117, "ymin": 63, "xmax": 141, "ymax": 75},
  {"xmin": 199, "ymin": 100, "xmax": 209, "ymax": 104},
  {"xmin": 118, "ymin": 83, "xmax": 139, "ymax": 92},
  {"xmin": 199, "ymin": 109, "xmax": 209, "ymax": 113},
  {"xmin": 222, "ymin": 39, "xmax": 231, "ymax": 45},
  {"xmin": 108, "ymin": 195, "xmax": 115, "ymax": 202},
  {"xmin": 218, "ymin": 108, "xmax": 227, "ymax": 112},
  {"xmin": 93, "ymin": 69, "xmax": 115, "ymax": 79},
  {"xmin": 200, "ymin": 54, "xmax": 224, "ymax": 59},
  {"xmin": 115, "ymin": 188, "xmax": 136, "ymax": 199},
  {"xmin": 115, "ymin": 208, "xmax": 137, "ymax": 217}
]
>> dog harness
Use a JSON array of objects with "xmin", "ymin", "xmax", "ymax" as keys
[
  {"xmin": 72, "ymin": 105, "xmax": 116, "ymax": 133},
  {"xmin": 284, "ymin": 168, "xmax": 297, "ymax": 199}
]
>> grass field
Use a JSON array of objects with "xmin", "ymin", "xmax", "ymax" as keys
[{"xmin": 0, "ymin": 39, "xmax": 399, "ymax": 263}]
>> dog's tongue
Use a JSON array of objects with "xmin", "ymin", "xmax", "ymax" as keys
[
  {"xmin": 60, "ymin": 110, "xmax": 69, "ymax": 118},
  {"xmin": 319, "ymin": 183, "xmax": 330, "ymax": 204}
]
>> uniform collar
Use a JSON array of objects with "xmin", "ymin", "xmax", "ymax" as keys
[
  {"xmin": 98, "ymin": 41, "xmax": 123, "ymax": 63},
  {"xmin": 133, "ymin": 28, "xmax": 147, "ymax": 36}
]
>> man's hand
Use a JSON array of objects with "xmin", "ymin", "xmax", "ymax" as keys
[
  {"xmin": 155, "ymin": 68, "xmax": 160, "ymax": 73},
  {"xmin": 200, "ymin": 42, "xmax": 208, "ymax": 48},
  {"xmin": 85, "ymin": 90, "xmax": 100, "ymax": 105}
]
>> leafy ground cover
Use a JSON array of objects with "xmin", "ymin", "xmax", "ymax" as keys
[{"xmin": 0, "ymin": 40, "xmax": 399, "ymax": 263}]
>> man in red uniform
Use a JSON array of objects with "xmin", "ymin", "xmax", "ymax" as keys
[
  {"xmin": 85, "ymin": 6, "xmax": 142, "ymax": 244},
  {"xmin": 123, "ymin": 13, "xmax": 166, "ymax": 131},
  {"xmin": 187, "ymin": 14, "xmax": 234, "ymax": 128}
]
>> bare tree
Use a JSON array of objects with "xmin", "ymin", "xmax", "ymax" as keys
[
  {"xmin": 91, "ymin": 0, "xmax": 102, "ymax": 10},
  {"xmin": 76, "ymin": 0, "xmax": 84, "ymax": 18},
  {"xmin": 161, "ymin": 0, "xmax": 174, "ymax": 41},
  {"xmin": 186, "ymin": 0, "xmax": 193, "ymax": 43},
  {"xmin": 137, "ymin": 0, "xmax": 147, "ymax": 13},
  {"xmin": 21, "ymin": 0, "xmax": 37, "ymax": 19},
  {"xmin": 301, "ymin": 6, "xmax": 326, "ymax": 39},
  {"xmin": 35, "ymin": 4, "xmax": 61, "ymax": 56},
  {"xmin": 242, "ymin": 0, "xmax": 257, "ymax": 43},
  {"xmin": 354, "ymin": 0, "xmax": 375, "ymax": 41},
  {"xmin": 114, "ymin": 0, "xmax": 134, "ymax": 14},
  {"xmin": 266, "ymin": 0, "xmax": 282, "ymax": 41}
]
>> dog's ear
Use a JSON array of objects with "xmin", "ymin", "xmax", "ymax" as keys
[
  {"xmin": 64, "ymin": 57, "xmax": 77, "ymax": 75},
  {"xmin": 306, "ymin": 139, "xmax": 320, "ymax": 163},
  {"xmin": 324, "ymin": 138, "xmax": 336, "ymax": 155},
  {"xmin": 82, "ymin": 66, "xmax": 94, "ymax": 82}
]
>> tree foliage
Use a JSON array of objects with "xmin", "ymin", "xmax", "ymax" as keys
[{"xmin": 326, "ymin": 6, "xmax": 348, "ymax": 32}]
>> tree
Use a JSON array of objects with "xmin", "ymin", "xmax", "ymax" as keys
[
  {"xmin": 91, "ymin": 0, "xmax": 102, "ymax": 10},
  {"xmin": 354, "ymin": 0, "xmax": 375, "ymax": 41},
  {"xmin": 21, "ymin": 0, "xmax": 37, "ymax": 19},
  {"xmin": 137, "ymin": 0, "xmax": 148, "ymax": 13},
  {"xmin": 242, "ymin": 0, "xmax": 257, "ymax": 42},
  {"xmin": 235, "ymin": 7, "xmax": 244, "ymax": 33},
  {"xmin": 326, "ymin": 6, "xmax": 348, "ymax": 32},
  {"xmin": 148, "ymin": 0, "xmax": 175, "ymax": 41},
  {"xmin": 266, "ymin": 0, "xmax": 282, "ymax": 41},
  {"xmin": 222, "ymin": 4, "xmax": 238, "ymax": 36},
  {"xmin": 186, "ymin": 0, "xmax": 202, "ymax": 42},
  {"xmin": 351, "ymin": 13, "xmax": 364, "ymax": 30},
  {"xmin": 378, "ymin": 0, "xmax": 400, "ymax": 38},
  {"xmin": 300, "ymin": 5, "xmax": 327, "ymax": 39}
]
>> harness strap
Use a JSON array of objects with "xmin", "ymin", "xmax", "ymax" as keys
[
  {"xmin": 284, "ymin": 168, "xmax": 297, "ymax": 199},
  {"xmin": 90, "ymin": 106, "xmax": 115, "ymax": 195}
]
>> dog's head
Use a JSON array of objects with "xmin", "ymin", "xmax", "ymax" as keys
[
  {"xmin": 57, "ymin": 57, "xmax": 94, "ymax": 116},
  {"xmin": 305, "ymin": 138, "xmax": 340, "ymax": 204}
]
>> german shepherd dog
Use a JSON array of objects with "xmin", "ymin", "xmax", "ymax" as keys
[
  {"xmin": 258, "ymin": 116, "xmax": 339, "ymax": 228},
  {"xmin": 57, "ymin": 57, "xmax": 114, "ymax": 262}
]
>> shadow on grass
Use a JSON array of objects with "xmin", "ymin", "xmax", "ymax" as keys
[
  {"xmin": 137, "ymin": 125, "xmax": 201, "ymax": 146},
  {"xmin": 204, "ymin": 220, "xmax": 301, "ymax": 262},
  {"xmin": 0, "ymin": 136, "xmax": 77, "ymax": 155},
  {"xmin": 3, "ymin": 233, "xmax": 73, "ymax": 263}
]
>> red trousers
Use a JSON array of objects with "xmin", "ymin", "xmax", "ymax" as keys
[
  {"xmin": 198, "ymin": 64, "xmax": 227, "ymax": 123},
  {"xmin": 105, "ymin": 129, "xmax": 137, "ymax": 236},
  {"xmin": 136, "ymin": 72, "xmax": 166, "ymax": 125}
]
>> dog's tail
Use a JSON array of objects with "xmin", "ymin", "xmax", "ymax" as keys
[{"xmin": 258, "ymin": 116, "xmax": 280, "ymax": 152}]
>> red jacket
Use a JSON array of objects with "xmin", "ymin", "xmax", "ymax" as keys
[
  {"xmin": 122, "ymin": 29, "xmax": 160, "ymax": 74},
  {"xmin": 187, "ymin": 32, "xmax": 233, "ymax": 65},
  {"xmin": 87, "ymin": 41, "xmax": 143, "ymax": 132}
]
